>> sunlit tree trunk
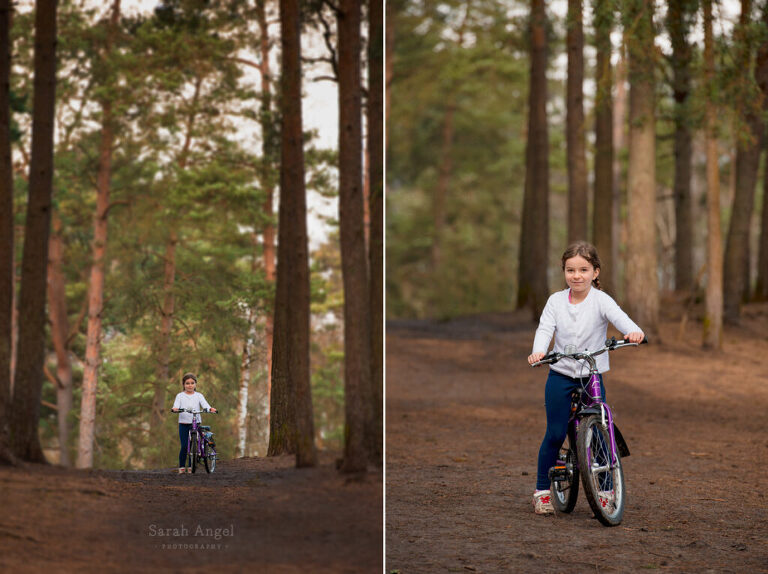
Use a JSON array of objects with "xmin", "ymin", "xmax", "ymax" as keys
[
  {"xmin": 47, "ymin": 213, "xmax": 72, "ymax": 466},
  {"xmin": 517, "ymin": 0, "xmax": 549, "ymax": 319},
  {"xmin": 566, "ymin": 0, "xmax": 587, "ymax": 243},
  {"xmin": 11, "ymin": 0, "xmax": 57, "ymax": 462},
  {"xmin": 703, "ymin": 0, "xmax": 723, "ymax": 349},
  {"xmin": 592, "ymin": 0, "xmax": 613, "ymax": 294},
  {"xmin": 77, "ymin": 0, "xmax": 119, "ymax": 468},
  {"xmin": 0, "ymin": 0, "xmax": 14, "ymax": 465},
  {"xmin": 623, "ymin": 0, "xmax": 658, "ymax": 336}
]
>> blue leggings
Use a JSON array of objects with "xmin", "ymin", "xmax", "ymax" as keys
[
  {"xmin": 178, "ymin": 423, "xmax": 192, "ymax": 468},
  {"xmin": 536, "ymin": 370, "xmax": 605, "ymax": 490}
]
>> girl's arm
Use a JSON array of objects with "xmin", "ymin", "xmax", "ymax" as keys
[
  {"xmin": 171, "ymin": 393, "xmax": 181, "ymax": 411},
  {"xmin": 530, "ymin": 296, "xmax": 557, "ymax": 364},
  {"xmin": 601, "ymin": 294, "xmax": 643, "ymax": 341},
  {"xmin": 199, "ymin": 393, "xmax": 215, "ymax": 412}
]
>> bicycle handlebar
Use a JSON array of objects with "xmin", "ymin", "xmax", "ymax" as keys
[
  {"xmin": 170, "ymin": 408, "xmax": 218, "ymax": 414},
  {"xmin": 531, "ymin": 336, "xmax": 648, "ymax": 368}
]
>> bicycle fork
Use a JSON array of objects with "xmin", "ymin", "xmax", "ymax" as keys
[{"xmin": 588, "ymin": 373, "xmax": 620, "ymax": 467}]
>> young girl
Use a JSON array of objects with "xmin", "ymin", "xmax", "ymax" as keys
[
  {"xmin": 171, "ymin": 372, "xmax": 217, "ymax": 474},
  {"xmin": 527, "ymin": 242, "xmax": 644, "ymax": 514}
]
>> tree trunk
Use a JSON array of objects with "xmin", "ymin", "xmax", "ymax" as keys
[
  {"xmin": 367, "ymin": 0, "xmax": 383, "ymax": 466},
  {"xmin": 270, "ymin": 0, "xmax": 316, "ymax": 468},
  {"xmin": 566, "ymin": 0, "xmax": 588, "ymax": 243},
  {"xmin": 10, "ymin": 0, "xmax": 57, "ymax": 462},
  {"xmin": 703, "ymin": 0, "xmax": 723, "ymax": 349},
  {"xmin": 150, "ymin": 231, "xmax": 176, "ymax": 433},
  {"xmin": 517, "ymin": 0, "xmax": 549, "ymax": 319},
  {"xmin": 592, "ymin": 0, "xmax": 614, "ymax": 295},
  {"xmin": 257, "ymin": 0, "xmax": 275, "ymax": 425},
  {"xmin": 47, "ymin": 212, "xmax": 73, "ymax": 466},
  {"xmin": 338, "ymin": 0, "xmax": 370, "ymax": 473},
  {"xmin": 667, "ymin": 0, "xmax": 695, "ymax": 293},
  {"xmin": 77, "ymin": 1, "xmax": 119, "ymax": 469},
  {"xmin": 752, "ymin": 2, "xmax": 768, "ymax": 301},
  {"xmin": 724, "ymin": 0, "xmax": 761, "ymax": 323},
  {"xmin": 236, "ymin": 330, "xmax": 251, "ymax": 458},
  {"xmin": 623, "ymin": 0, "xmax": 659, "ymax": 336},
  {"xmin": 0, "ymin": 0, "xmax": 14, "ymax": 465},
  {"xmin": 612, "ymin": 48, "xmax": 627, "ymax": 299}
]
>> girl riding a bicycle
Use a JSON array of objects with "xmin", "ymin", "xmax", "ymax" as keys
[
  {"xmin": 527, "ymin": 242, "xmax": 644, "ymax": 515},
  {"xmin": 172, "ymin": 372, "xmax": 217, "ymax": 474}
]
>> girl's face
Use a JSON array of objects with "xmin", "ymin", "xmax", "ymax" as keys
[
  {"xmin": 183, "ymin": 379, "xmax": 196, "ymax": 393},
  {"xmin": 563, "ymin": 255, "xmax": 599, "ymax": 294}
]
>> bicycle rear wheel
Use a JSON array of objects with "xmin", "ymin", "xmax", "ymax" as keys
[
  {"xmin": 203, "ymin": 441, "xmax": 216, "ymax": 473},
  {"xmin": 577, "ymin": 414, "xmax": 625, "ymax": 526},
  {"xmin": 550, "ymin": 436, "xmax": 579, "ymax": 513},
  {"xmin": 190, "ymin": 433, "xmax": 198, "ymax": 474}
]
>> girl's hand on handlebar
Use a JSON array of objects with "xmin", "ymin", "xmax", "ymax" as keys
[
  {"xmin": 210, "ymin": 408, "xmax": 217, "ymax": 413},
  {"xmin": 624, "ymin": 331, "xmax": 645, "ymax": 344},
  {"xmin": 528, "ymin": 352, "xmax": 545, "ymax": 366}
]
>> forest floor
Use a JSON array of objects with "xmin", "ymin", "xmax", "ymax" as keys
[
  {"xmin": 386, "ymin": 298, "xmax": 768, "ymax": 573},
  {"xmin": 0, "ymin": 452, "xmax": 382, "ymax": 573}
]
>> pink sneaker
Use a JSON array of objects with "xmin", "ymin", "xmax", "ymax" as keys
[{"xmin": 532, "ymin": 490, "xmax": 554, "ymax": 514}]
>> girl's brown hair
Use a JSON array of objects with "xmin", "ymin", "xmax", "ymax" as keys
[{"xmin": 561, "ymin": 241, "xmax": 602, "ymax": 290}]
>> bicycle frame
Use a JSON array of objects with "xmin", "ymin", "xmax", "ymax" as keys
[{"xmin": 575, "ymin": 361, "xmax": 620, "ymax": 468}]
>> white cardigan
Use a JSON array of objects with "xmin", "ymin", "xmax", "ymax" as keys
[{"xmin": 531, "ymin": 287, "xmax": 641, "ymax": 378}]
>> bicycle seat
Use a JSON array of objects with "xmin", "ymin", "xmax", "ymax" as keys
[{"xmin": 199, "ymin": 426, "xmax": 211, "ymax": 431}]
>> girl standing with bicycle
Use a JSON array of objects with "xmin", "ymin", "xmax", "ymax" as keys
[
  {"xmin": 171, "ymin": 372, "xmax": 217, "ymax": 474},
  {"xmin": 526, "ymin": 242, "xmax": 644, "ymax": 514}
]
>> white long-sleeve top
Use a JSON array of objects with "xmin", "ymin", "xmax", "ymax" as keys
[
  {"xmin": 172, "ymin": 391, "xmax": 212, "ymax": 424},
  {"xmin": 532, "ymin": 287, "xmax": 641, "ymax": 378}
]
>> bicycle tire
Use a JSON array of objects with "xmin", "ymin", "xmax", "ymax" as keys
[
  {"xmin": 576, "ymin": 414, "xmax": 626, "ymax": 526},
  {"xmin": 190, "ymin": 432, "xmax": 198, "ymax": 474},
  {"xmin": 203, "ymin": 441, "xmax": 216, "ymax": 473},
  {"xmin": 550, "ymin": 437, "xmax": 579, "ymax": 514}
]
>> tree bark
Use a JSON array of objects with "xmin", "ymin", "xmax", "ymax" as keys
[
  {"xmin": 566, "ymin": 0, "xmax": 588, "ymax": 243},
  {"xmin": 592, "ymin": 0, "xmax": 614, "ymax": 295},
  {"xmin": 752, "ymin": 2, "xmax": 768, "ymax": 300},
  {"xmin": 47, "ymin": 212, "xmax": 73, "ymax": 466},
  {"xmin": 667, "ymin": 0, "xmax": 695, "ymax": 293},
  {"xmin": 723, "ymin": 0, "xmax": 761, "ymax": 323},
  {"xmin": 703, "ymin": 0, "xmax": 723, "ymax": 349},
  {"xmin": 623, "ymin": 0, "xmax": 659, "ymax": 336},
  {"xmin": 338, "ymin": 0, "xmax": 370, "ymax": 473},
  {"xmin": 367, "ymin": 0, "xmax": 383, "ymax": 466},
  {"xmin": 270, "ymin": 0, "xmax": 316, "ymax": 468},
  {"xmin": 257, "ymin": 0, "xmax": 275, "ymax": 426},
  {"xmin": 0, "ymin": 0, "xmax": 14, "ymax": 465},
  {"xmin": 10, "ymin": 0, "xmax": 58, "ymax": 462},
  {"xmin": 150, "ymin": 230, "xmax": 176, "ymax": 433},
  {"xmin": 77, "ymin": 0, "xmax": 119, "ymax": 468},
  {"xmin": 517, "ymin": 0, "xmax": 549, "ymax": 319}
]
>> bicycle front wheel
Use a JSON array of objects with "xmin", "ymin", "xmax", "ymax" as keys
[
  {"xmin": 577, "ymin": 415, "xmax": 626, "ymax": 526},
  {"xmin": 190, "ymin": 433, "xmax": 198, "ymax": 474},
  {"xmin": 203, "ymin": 442, "xmax": 216, "ymax": 473},
  {"xmin": 550, "ymin": 437, "xmax": 579, "ymax": 514}
]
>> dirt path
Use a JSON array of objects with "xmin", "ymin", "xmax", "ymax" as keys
[
  {"xmin": 0, "ymin": 453, "xmax": 382, "ymax": 573},
  {"xmin": 386, "ymin": 308, "xmax": 768, "ymax": 573}
]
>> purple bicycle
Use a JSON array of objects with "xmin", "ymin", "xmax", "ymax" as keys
[
  {"xmin": 173, "ymin": 408, "xmax": 218, "ymax": 474},
  {"xmin": 532, "ymin": 336, "xmax": 647, "ymax": 526}
]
